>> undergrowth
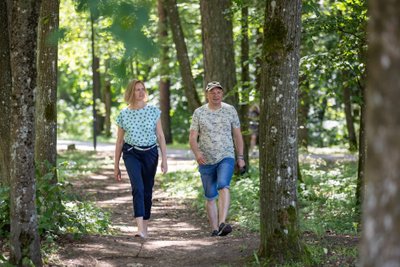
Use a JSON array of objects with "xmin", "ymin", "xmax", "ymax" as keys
[
  {"xmin": 159, "ymin": 153, "xmax": 360, "ymax": 266},
  {"xmin": 0, "ymin": 151, "xmax": 110, "ymax": 265}
]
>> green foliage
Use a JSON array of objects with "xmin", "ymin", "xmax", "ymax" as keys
[
  {"xmin": 159, "ymin": 152, "xmax": 359, "ymax": 266},
  {"xmin": 299, "ymin": 160, "xmax": 358, "ymax": 234},
  {"xmin": 0, "ymin": 151, "xmax": 110, "ymax": 240}
]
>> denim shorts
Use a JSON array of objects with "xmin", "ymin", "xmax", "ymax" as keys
[{"xmin": 198, "ymin": 157, "xmax": 235, "ymax": 200}]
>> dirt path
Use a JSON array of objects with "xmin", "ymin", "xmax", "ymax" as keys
[{"xmin": 54, "ymin": 152, "xmax": 259, "ymax": 267}]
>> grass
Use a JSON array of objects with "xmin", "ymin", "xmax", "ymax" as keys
[{"xmin": 158, "ymin": 149, "xmax": 360, "ymax": 266}]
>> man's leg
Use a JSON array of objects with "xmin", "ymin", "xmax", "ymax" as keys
[
  {"xmin": 218, "ymin": 188, "xmax": 230, "ymax": 224},
  {"xmin": 206, "ymin": 199, "xmax": 219, "ymax": 231}
]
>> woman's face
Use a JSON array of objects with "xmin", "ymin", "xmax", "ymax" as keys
[{"xmin": 133, "ymin": 82, "xmax": 146, "ymax": 102}]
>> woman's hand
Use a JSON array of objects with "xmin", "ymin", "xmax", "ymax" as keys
[
  {"xmin": 114, "ymin": 167, "xmax": 122, "ymax": 181},
  {"xmin": 161, "ymin": 159, "xmax": 168, "ymax": 174}
]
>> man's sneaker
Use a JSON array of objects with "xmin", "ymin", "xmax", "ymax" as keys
[
  {"xmin": 211, "ymin": 230, "xmax": 219, "ymax": 236},
  {"xmin": 217, "ymin": 223, "xmax": 232, "ymax": 236}
]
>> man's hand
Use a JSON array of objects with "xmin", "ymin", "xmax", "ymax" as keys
[{"xmin": 195, "ymin": 152, "xmax": 207, "ymax": 165}]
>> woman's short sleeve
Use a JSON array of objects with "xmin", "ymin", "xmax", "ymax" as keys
[{"xmin": 116, "ymin": 110, "xmax": 124, "ymax": 129}]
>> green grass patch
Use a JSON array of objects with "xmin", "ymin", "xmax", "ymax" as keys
[{"xmin": 159, "ymin": 153, "xmax": 360, "ymax": 266}]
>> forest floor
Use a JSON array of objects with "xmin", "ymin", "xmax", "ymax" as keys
[{"xmin": 47, "ymin": 147, "xmax": 359, "ymax": 267}]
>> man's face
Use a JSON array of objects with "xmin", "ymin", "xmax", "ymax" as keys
[{"xmin": 206, "ymin": 87, "xmax": 223, "ymax": 104}]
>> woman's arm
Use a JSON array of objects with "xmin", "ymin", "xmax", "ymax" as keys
[
  {"xmin": 114, "ymin": 126, "xmax": 125, "ymax": 181},
  {"xmin": 156, "ymin": 119, "xmax": 168, "ymax": 174}
]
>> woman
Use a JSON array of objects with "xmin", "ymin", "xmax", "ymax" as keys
[{"xmin": 114, "ymin": 79, "xmax": 168, "ymax": 238}]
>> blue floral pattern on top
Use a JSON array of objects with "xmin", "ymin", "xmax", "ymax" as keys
[
  {"xmin": 190, "ymin": 102, "xmax": 240, "ymax": 164},
  {"xmin": 116, "ymin": 105, "xmax": 161, "ymax": 146}
]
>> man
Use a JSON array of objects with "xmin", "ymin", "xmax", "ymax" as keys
[{"xmin": 189, "ymin": 81, "xmax": 246, "ymax": 236}]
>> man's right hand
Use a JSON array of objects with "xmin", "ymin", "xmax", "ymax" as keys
[{"xmin": 195, "ymin": 152, "xmax": 207, "ymax": 165}]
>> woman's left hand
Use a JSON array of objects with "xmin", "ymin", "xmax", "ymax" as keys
[{"xmin": 161, "ymin": 160, "xmax": 168, "ymax": 174}]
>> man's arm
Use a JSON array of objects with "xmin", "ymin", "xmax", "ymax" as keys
[
  {"xmin": 189, "ymin": 129, "xmax": 206, "ymax": 165},
  {"xmin": 232, "ymin": 127, "xmax": 245, "ymax": 168}
]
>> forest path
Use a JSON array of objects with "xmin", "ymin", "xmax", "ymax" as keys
[{"xmin": 54, "ymin": 150, "xmax": 259, "ymax": 267}]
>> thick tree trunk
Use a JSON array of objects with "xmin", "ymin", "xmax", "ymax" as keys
[
  {"xmin": 9, "ymin": 0, "xmax": 43, "ymax": 265},
  {"xmin": 200, "ymin": 0, "xmax": 237, "ymax": 106},
  {"xmin": 342, "ymin": 72, "xmax": 358, "ymax": 152},
  {"xmin": 0, "ymin": 0, "xmax": 12, "ymax": 185},
  {"xmin": 258, "ymin": 0, "xmax": 308, "ymax": 263},
  {"xmin": 158, "ymin": 0, "xmax": 172, "ymax": 144},
  {"xmin": 35, "ymin": 0, "xmax": 59, "ymax": 181},
  {"xmin": 360, "ymin": 1, "xmax": 400, "ymax": 265},
  {"xmin": 239, "ymin": 5, "xmax": 250, "ymax": 165},
  {"xmin": 164, "ymin": 0, "xmax": 201, "ymax": 113}
]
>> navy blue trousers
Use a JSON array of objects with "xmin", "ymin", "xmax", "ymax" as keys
[{"xmin": 122, "ymin": 143, "xmax": 158, "ymax": 220}]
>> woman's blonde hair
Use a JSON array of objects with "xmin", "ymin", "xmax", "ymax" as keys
[{"xmin": 124, "ymin": 79, "xmax": 148, "ymax": 103}]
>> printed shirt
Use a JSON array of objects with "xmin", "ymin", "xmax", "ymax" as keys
[
  {"xmin": 116, "ymin": 105, "xmax": 161, "ymax": 146},
  {"xmin": 190, "ymin": 102, "xmax": 241, "ymax": 164}
]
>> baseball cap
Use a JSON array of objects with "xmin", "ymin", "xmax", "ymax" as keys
[{"xmin": 205, "ymin": 81, "xmax": 223, "ymax": 92}]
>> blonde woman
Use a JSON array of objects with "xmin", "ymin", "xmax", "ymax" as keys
[{"xmin": 114, "ymin": 79, "xmax": 168, "ymax": 238}]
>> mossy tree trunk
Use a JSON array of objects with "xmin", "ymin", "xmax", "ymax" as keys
[
  {"xmin": 9, "ymin": 0, "xmax": 43, "ymax": 265},
  {"xmin": 258, "ymin": 0, "xmax": 309, "ymax": 264},
  {"xmin": 0, "ymin": 0, "xmax": 12, "ymax": 186},
  {"xmin": 35, "ymin": 0, "xmax": 59, "ymax": 182},
  {"xmin": 360, "ymin": 1, "xmax": 400, "ymax": 265},
  {"xmin": 200, "ymin": 0, "xmax": 237, "ymax": 106}
]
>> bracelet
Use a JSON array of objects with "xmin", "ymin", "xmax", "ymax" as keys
[{"xmin": 237, "ymin": 155, "xmax": 244, "ymax": 159}]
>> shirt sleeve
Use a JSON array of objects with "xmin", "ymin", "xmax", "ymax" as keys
[
  {"xmin": 116, "ymin": 110, "xmax": 124, "ymax": 129},
  {"xmin": 190, "ymin": 109, "xmax": 200, "ymax": 132},
  {"xmin": 231, "ymin": 108, "xmax": 241, "ymax": 129}
]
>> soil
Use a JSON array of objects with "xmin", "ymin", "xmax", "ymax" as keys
[{"xmin": 51, "ymin": 151, "xmax": 259, "ymax": 267}]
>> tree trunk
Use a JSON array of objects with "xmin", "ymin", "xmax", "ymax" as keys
[
  {"xmin": 103, "ymin": 78, "xmax": 112, "ymax": 137},
  {"xmin": 342, "ymin": 72, "xmax": 358, "ymax": 152},
  {"xmin": 355, "ymin": 84, "xmax": 366, "ymax": 219},
  {"xmin": 158, "ymin": 0, "xmax": 172, "ymax": 144},
  {"xmin": 35, "ymin": 0, "xmax": 59, "ymax": 181},
  {"xmin": 0, "ymin": 0, "xmax": 12, "ymax": 186},
  {"xmin": 164, "ymin": 0, "xmax": 201, "ymax": 113},
  {"xmin": 200, "ymin": 0, "xmax": 237, "ymax": 106},
  {"xmin": 258, "ymin": 0, "xmax": 309, "ymax": 263},
  {"xmin": 239, "ymin": 4, "xmax": 250, "ymax": 165},
  {"xmin": 9, "ymin": 0, "xmax": 43, "ymax": 265},
  {"xmin": 90, "ymin": 11, "xmax": 100, "ymax": 149},
  {"xmin": 360, "ymin": 1, "xmax": 400, "ymax": 264}
]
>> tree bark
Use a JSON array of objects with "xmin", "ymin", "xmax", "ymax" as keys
[
  {"xmin": 360, "ymin": 1, "xmax": 400, "ymax": 264},
  {"xmin": 158, "ymin": 0, "xmax": 172, "ymax": 144},
  {"xmin": 200, "ymin": 0, "xmax": 237, "ymax": 106},
  {"xmin": 164, "ymin": 0, "xmax": 201, "ymax": 113},
  {"xmin": 258, "ymin": 0, "xmax": 308, "ymax": 263},
  {"xmin": 356, "ymin": 83, "xmax": 366, "ymax": 219},
  {"xmin": 239, "ymin": 4, "xmax": 250, "ymax": 165},
  {"xmin": 9, "ymin": 0, "xmax": 43, "ymax": 265},
  {"xmin": 0, "ymin": 0, "xmax": 12, "ymax": 186},
  {"xmin": 35, "ymin": 0, "xmax": 59, "ymax": 181},
  {"xmin": 342, "ymin": 72, "xmax": 358, "ymax": 152}
]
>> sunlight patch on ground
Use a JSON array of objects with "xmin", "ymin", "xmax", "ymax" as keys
[
  {"xmin": 99, "ymin": 195, "xmax": 132, "ymax": 204},
  {"xmin": 90, "ymin": 174, "xmax": 109, "ymax": 180},
  {"xmin": 144, "ymin": 240, "xmax": 216, "ymax": 250}
]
